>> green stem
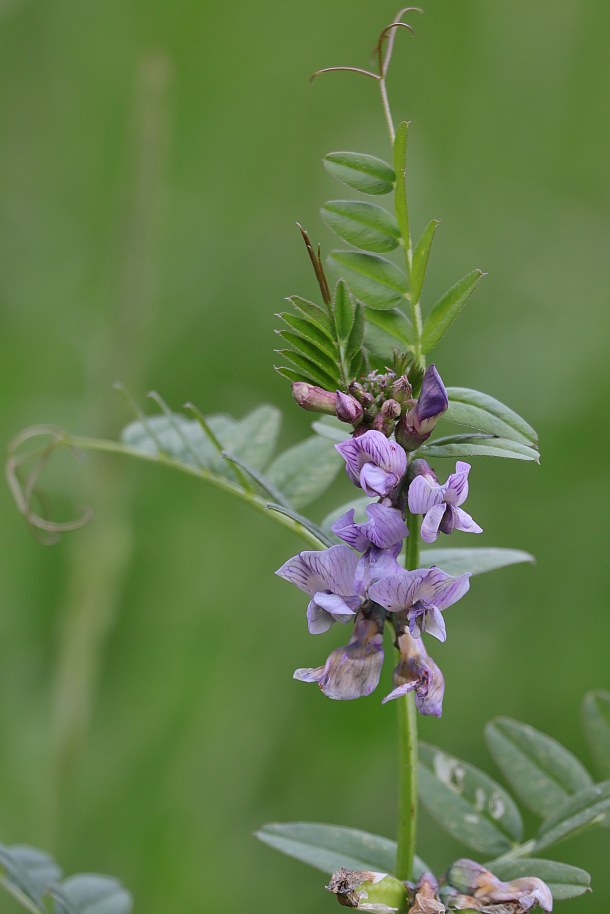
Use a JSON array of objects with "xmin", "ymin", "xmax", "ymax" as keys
[{"xmin": 395, "ymin": 509, "xmax": 420, "ymax": 881}]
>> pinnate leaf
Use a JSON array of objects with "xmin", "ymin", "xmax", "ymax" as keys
[
  {"xmin": 419, "ymin": 547, "xmax": 534, "ymax": 577},
  {"xmin": 420, "ymin": 434, "xmax": 539, "ymax": 462},
  {"xmin": 485, "ymin": 717, "xmax": 593, "ymax": 819},
  {"xmin": 421, "ymin": 269, "xmax": 485, "ymax": 352},
  {"xmin": 51, "ymin": 875, "xmax": 132, "ymax": 914},
  {"xmin": 287, "ymin": 295, "xmax": 333, "ymax": 335},
  {"xmin": 255, "ymin": 822, "xmax": 428, "ymax": 880},
  {"xmin": 534, "ymin": 780, "xmax": 610, "ymax": 850},
  {"xmin": 0, "ymin": 844, "xmax": 62, "ymax": 909},
  {"xmin": 275, "ymin": 331, "xmax": 339, "ymax": 379},
  {"xmin": 276, "ymin": 348, "xmax": 338, "ymax": 389},
  {"xmin": 411, "ymin": 219, "xmax": 439, "ymax": 304},
  {"xmin": 445, "ymin": 387, "xmax": 538, "ymax": 447},
  {"xmin": 488, "ymin": 858, "xmax": 591, "ymax": 901},
  {"xmin": 328, "ymin": 251, "xmax": 406, "ymax": 310},
  {"xmin": 321, "ymin": 200, "xmax": 399, "ymax": 253},
  {"xmin": 582, "ymin": 690, "xmax": 610, "ymax": 779},
  {"xmin": 324, "ymin": 151, "xmax": 395, "ymax": 195},
  {"xmin": 267, "ymin": 436, "xmax": 341, "ymax": 509},
  {"xmin": 419, "ymin": 743, "xmax": 523, "ymax": 856},
  {"xmin": 277, "ymin": 313, "xmax": 337, "ymax": 360}
]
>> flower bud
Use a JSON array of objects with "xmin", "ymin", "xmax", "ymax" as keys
[
  {"xmin": 391, "ymin": 375, "xmax": 414, "ymax": 411},
  {"xmin": 336, "ymin": 391, "xmax": 364, "ymax": 425},
  {"xmin": 292, "ymin": 382, "xmax": 336, "ymax": 414},
  {"xmin": 406, "ymin": 459, "xmax": 436, "ymax": 484},
  {"xmin": 326, "ymin": 868, "xmax": 410, "ymax": 912},
  {"xmin": 395, "ymin": 365, "xmax": 448, "ymax": 451},
  {"xmin": 373, "ymin": 399, "xmax": 401, "ymax": 436}
]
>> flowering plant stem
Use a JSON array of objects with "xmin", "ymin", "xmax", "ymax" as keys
[{"xmin": 396, "ymin": 509, "xmax": 421, "ymax": 880}]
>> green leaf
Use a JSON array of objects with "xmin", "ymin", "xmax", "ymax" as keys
[
  {"xmin": 419, "ymin": 743, "xmax": 523, "ymax": 856},
  {"xmin": 267, "ymin": 436, "xmax": 341, "ymax": 508},
  {"xmin": 321, "ymin": 496, "xmax": 371, "ymax": 537},
  {"xmin": 311, "ymin": 416, "xmax": 348, "ymax": 443},
  {"xmin": 288, "ymin": 295, "xmax": 333, "ymax": 335},
  {"xmin": 274, "ymin": 365, "xmax": 310, "ymax": 384},
  {"xmin": 488, "ymin": 858, "xmax": 591, "ymax": 902},
  {"xmin": 364, "ymin": 307, "xmax": 413, "ymax": 348},
  {"xmin": 421, "ymin": 269, "xmax": 485, "ymax": 352},
  {"xmin": 582, "ymin": 690, "xmax": 610, "ymax": 779},
  {"xmin": 255, "ymin": 822, "xmax": 428, "ymax": 880},
  {"xmin": 328, "ymin": 251, "xmax": 407, "ymax": 310},
  {"xmin": 266, "ymin": 504, "xmax": 332, "ymax": 548},
  {"xmin": 485, "ymin": 717, "xmax": 593, "ymax": 820},
  {"xmin": 419, "ymin": 434, "xmax": 540, "ymax": 462},
  {"xmin": 321, "ymin": 200, "xmax": 399, "ymax": 253},
  {"xmin": 419, "ymin": 547, "xmax": 535, "ymax": 577},
  {"xmin": 121, "ymin": 405, "xmax": 282, "ymax": 477},
  {"xmin": 51, "ymin": 875, "xmax": 132, "ymax": 914},
  {"xmin": 412, "ymin": 220, "xmax": 439, "ymax": 304},
  {"xmin": 347, "ymin": 300, "xmax": 365, "ymax": 361},
  {"xmin": 324, "ymin": 151, "xmax": 395, "ymax": 196},
  {"xmin": 277, "ymin": 313, "xmax": 338, "ymax": 359},
  {"xmin": 275, "ymin": 330, "xmax": 340, "ymax": 378},
  {"xmin": 445, "ymin": 387, "xmax": 538, "ymax": 447},
  {"xmin": 333, "ymin": 279, "xmax": 355, "ymax": 342},
  {"xmin": 276, "ymin": 349, "xmax": 338, "ymax": 389},
  {"xmin": 0, "ymin": 844, "xmax": 62, "ymax": 910},
  {"xmin": 393, "ymin": 122, "xmax": 410, "ymax": 272},
  {"xmin": 534, "ymin": 780, "xmax": 610, "ymax": 850}
]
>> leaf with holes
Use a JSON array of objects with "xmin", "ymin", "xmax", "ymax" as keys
[
  {"xmin": 418, "ymin": 743, "xmax": 523, "ymax": 856},
  {"xmin": 329, "ymin": 251, "xmax": 407, "ymax": 310},
  {"xmin": 255, "ymin": 822, "xmax": 428, "ymax": 880},
  {"xmin": 324, "ymin": 151, "xmax": 395, "ymax": 195},
  {"xmin": 485, "ymin": 717, "xmax": 592, "ymax": 819},
  {"xmin": 321, "ymin": 200, "xmax": 400, "ymax": 253}
]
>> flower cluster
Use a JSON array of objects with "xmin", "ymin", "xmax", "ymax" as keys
[{"xmin": 277, "ymin": 366, "xmax": 483, "ymax": 715}]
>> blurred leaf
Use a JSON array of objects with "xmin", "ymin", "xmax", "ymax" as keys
[
  {"xmin": 488, "ymin": 858, "xmax": 591, "ymax": 901},
  {"xmin": 419, "ymin": 547, "xmax": 535, "ymax": 576},
  {"xmin": 485, "ymin": 717, "xmax": 593, "ymax": 819},
  {"xmin": 276, "ymin": 348, "xmax": 338, "ymax": 389},
  {"xmin": 323, "ymin": 151, "xmax": 395, "ymax": 195},
  {"xmin": 347, "ymin": 300, "xmax": 365, "ymax": 361},
  {"xmin": 321, "ymin": 497, "xmax": 371, "ymax": 536},
  {"xmin": 0, "ymin": 844, "xmax": 62, "ymax": 910},
  {"xmin": 321, "ymin": 200, "xmax": 399, "ymax": 252},
  {"xmin": 534, "ymin": 780, "xmax": 610, "ymax": 850},
  {"xmin": 421, "ymin": 269, "xmax": 485, "ymax": 352},
  {"xmin": 267, "ymin": 436, "xmax": 341, "ymax": 509},
  {"xmin": 328, "ymin": 251, "xmax": 406, "ymax": 310},
  {"xmin": 333, "ymin": 280, "xmax": 355, "ymax": 342},
  {"xmin": 51, "ymin": 875, "xmax": 132, "ymax": 914},
  {"xmin": 420, "ymin": 434, "xmax": 540, "ymax": 462},
  {"xmin": 288, "ymin": 295, "xmax": 333, "ymax": 335},
  {"xmin": 311, "ymin": 416, "xmax": 348, "ymax": 443},
  {"xmin": 364, "ymin": 307, "xmax": 413, "ymax": 348},
  {"xmin": 445, "ymin": 388, "xmax": 538, "ymax": 447},
  {"xmin": 266, "ymin": 504, "xmax": 332, "ymax": 548},
  {"xmin": 411, "ymin": 220, "xmax": 439, "ymax": 304},
  {"xmin": 277, "ymin": 313, "xmax": 338, "ymax": 360},
  {"xmin": 582, "ymin": 690, "xmax": 610, "ymax": 779},
  {"xmin": 255, "ymin": 822, "xmax": 428, "ymax": 880},
  {"xmin": 419, "ymin": 743, "xmax": 523, "ymax": 856}
]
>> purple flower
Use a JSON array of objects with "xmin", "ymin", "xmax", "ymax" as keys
[
  {"xmin": 446, "ymin": 860, "xmax": 553, "ymax": 913},
  {"xmin": 369, "ymin": 567, "xmax": 471, "ymax": 642},
  {"xmin": 294, "ymin": 609, "xmax": 385, "ymax": 700},
  {"xmin": 331, "ymin": 503, "xmax": 408, "ymax": 552},
  {"xmin": 276, "ymin": 545, "xmax": 362, "ymax": 634},
  {"xmin": 336, "ymin": 430, "xmax": 407, "ymax": 497},
  {"xmin": 396, "ymin": 364, "xmax": 448, "ymax": 452},
  {"xmin": 383, "ymin": 630, "xmax": 445, "ymax": 717},
  {"xmin": 408, "ymin": 461, "xmax": 483, "ymax": 544}
]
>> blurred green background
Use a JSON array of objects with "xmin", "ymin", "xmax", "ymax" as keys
[{"xmin": 1, "ymin": 0, "xmax": 609, "ymax": 911}]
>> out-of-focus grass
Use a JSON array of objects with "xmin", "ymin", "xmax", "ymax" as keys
[{"xmin": 0, "ymin": 2, "xmax": 609, "ymax": 912}]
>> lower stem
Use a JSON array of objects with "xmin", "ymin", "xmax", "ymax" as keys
[{"xmin": 395, "ymin": 510, "xmax": 421, "ymax": 881}]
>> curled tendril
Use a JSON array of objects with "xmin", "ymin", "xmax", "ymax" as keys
[
  {"xmin": 6, "ymin": 425, "xmax": 93, "ymax": 543},
  {"xmin": 377, "ymin": 7, "xmax": 422, "ymax": 77}
]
